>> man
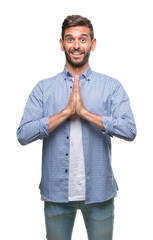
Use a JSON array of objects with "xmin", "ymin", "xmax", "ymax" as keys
[{"xmin": 17, "ymin": 15, "xmax": 136, "ymax": 240}]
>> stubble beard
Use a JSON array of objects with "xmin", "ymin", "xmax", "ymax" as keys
[{"xmin": 63, "ymin": 45, "xmax": 91, "ymax": 68}]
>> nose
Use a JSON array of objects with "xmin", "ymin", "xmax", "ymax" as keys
[{"xmin": 73, "ymin": 39, "xmax": 80, "ymax": 49}]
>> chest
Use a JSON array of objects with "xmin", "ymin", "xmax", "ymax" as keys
[{"xmin": 43, "ymin": 80, "xmax": 112, "ymax": 116}]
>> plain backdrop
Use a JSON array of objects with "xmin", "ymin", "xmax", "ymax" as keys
[{"xmin": 0, "ymin": 0, "xmax": 153, "ymax": 239}]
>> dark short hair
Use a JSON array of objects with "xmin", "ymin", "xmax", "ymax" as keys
[{"xmin": 61, "ymin": 15, "xmax": 94, "ymax": 40}]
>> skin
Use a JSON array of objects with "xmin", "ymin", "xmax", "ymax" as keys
[{"xmin": 48, "ymin": 26, "xmax": 105, "ymax": 133}]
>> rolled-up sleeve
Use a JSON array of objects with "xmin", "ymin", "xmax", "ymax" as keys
[
  {"xmin": 17, "ymin": 81, "xmax": 49, "ymax": 145},
  {"xmin": 102, "ymin": 81, "xmax": 136, "ymax": 141}
]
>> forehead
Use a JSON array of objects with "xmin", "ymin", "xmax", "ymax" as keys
[{"xmin": 64, "ymin": 26, "xmax": 90, "ymax": 38}]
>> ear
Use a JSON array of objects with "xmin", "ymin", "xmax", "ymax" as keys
[
  {"xmin": 60, "ymin": 38, "xmax": 64, "ymax": 51},
  {"xmin": 91, "ymin": 38, "xmax": 96, "ymax": 51}
]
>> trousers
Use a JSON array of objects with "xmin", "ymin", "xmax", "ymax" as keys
[{"xmin": 44, "ymin": 198, "xmax": 114, "ymax": 240}]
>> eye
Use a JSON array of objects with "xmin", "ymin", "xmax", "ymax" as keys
[
  {"xmin": 80, "ymin": 38, "xmax": 86, "ymax": 43},
  {"xmin": 67, "ymin": 38, "xmax": 74, "ymax": 43}
]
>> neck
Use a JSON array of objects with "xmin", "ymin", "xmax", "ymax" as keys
[{"xmin": 65, "ymin": 61, "xmax": 89, "ymax": 77}]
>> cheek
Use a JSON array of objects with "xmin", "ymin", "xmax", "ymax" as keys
[
  {"xmin": 84, "ymin": 43, "xmax": 91, "ymax": 51},
  {"xmin": 63, "ymin": 44, "xmax": 72, "ymax": 53}
]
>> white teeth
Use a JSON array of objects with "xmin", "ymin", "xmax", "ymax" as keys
[{"xmin": 72, "ymin": 52, "xmax": 81, "ymax": 55}]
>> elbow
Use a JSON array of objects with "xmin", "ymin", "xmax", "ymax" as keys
[
  {"xmin": 128, "ymin": 132, "xmax": 136, "ymax": 142},
  {"xmin": 114, "ymin": 123, "xmax": 137, "ymax": 142},
  {"xmin": 114, "ymin": 131, "xmax": 136, "ymax": 142},
  {"xmin": 126, "ymin": 124, "xmax": 137, "ymax": 142},
  {"xmin": 17, "ymin": 138, "xmax": 27, "ymax": 146},
  {"xmin": 17, "ymin": 137, "xmax": 27, "ymax": 146},
  {"xmin": 16, "ymin": 129, "xmax": 28, "ymax": 146},
  {"xmin": 122, "ymin": 117, "xmax": 137, "ymax": 141}
]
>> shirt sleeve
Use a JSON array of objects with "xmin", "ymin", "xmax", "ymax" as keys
[
  {"xmin": 102, "ymin": 81, "xmax": 136, "ymax": 141},
  {"xmin": 16, "ymin": 81, "xmax": 49, "ymax": 145}
]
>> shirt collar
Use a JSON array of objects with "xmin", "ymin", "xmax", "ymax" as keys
[{"xmin": 63, "ymin": 65, "xmax": 92, "ymax": 82}]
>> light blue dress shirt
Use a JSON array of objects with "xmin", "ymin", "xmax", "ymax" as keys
[{"xmin": 17, "ymin": 66, "xmax": 136, "ymax": 204}]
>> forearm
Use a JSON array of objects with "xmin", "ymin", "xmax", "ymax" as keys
[
  {"xmin": 79, "ymin": 108, "xmax": 105, "ymax": 131},
  {"xmin": 102, "ymin": 115, "xmax": 136, "ymax": 141},
  {"xmin": 17, "ymin": 117, "xmax": 49, "ymax": 145},
  {"xmin": 79, "ymin": 108, "xmax": 136, "ymax": 141},
  {"xmin": 48, "ymin": 108, "xmax": 71, "ymax": 133},
  {"xmin": 17, "ymin": 108, "xmax": 71, "ymax": 145}
]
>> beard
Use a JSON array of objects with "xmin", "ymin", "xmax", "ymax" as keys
[{"xmin": 63, "ymin": 45, "xmax": 91, "ymax": 67}]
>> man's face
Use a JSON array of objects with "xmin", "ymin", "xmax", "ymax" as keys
[{"xmin": 60, "ymin": 26, "xmax": 96, "ymax": 68}]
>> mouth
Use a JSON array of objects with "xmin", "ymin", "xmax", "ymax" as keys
[
  {"xmin": 70, "ymin": 51, "xmax": 84, "ymax": 58},
  {"xmin": 71, "ymin": 52, "xmax": 82, "ymax": 55}
]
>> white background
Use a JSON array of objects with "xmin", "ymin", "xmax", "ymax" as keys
[{"xmin": 0, "ymin": 0, "xmax": 153, "ymax": 239}]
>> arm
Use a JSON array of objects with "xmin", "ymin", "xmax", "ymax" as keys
[
  {"xmin": 75, "ymin": 75, "xmax": 136, "ymax": 141},
  {"xmin": 80, "ymin": 109, "xmax": 105, "ymax": 130},
  {"xmin": 101, "ymin": 82, "xmax": 136, "ymax": 141},
  {"xmin": 17, "ymin": 76, "xmax": 78, "ymax": 145},
  {"xmin": 17, "ymin": 82, "xmax": 49, "ymax": 145},
  {"xmin": 48, "ymin": 82, "xmax": 76, "ymax": 132},
  {"xmin": 73, "ymin": 75, "xmax": 105, "ymax": 131},
  {"xmin": 48, "ymin": 76, "xmax": 105, "ymax": 133}
]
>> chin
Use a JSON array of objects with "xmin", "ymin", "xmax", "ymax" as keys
[
  {"xmin": 67, "ymin": 57, "xmax": 88, "ymax": 68},
  {"xmin": 70, "ymin": 62, "xmax": 86, "ymax": 67}
]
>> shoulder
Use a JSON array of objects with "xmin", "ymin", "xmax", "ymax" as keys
[
  {"xmin": 92, "ymin": 70, "xmax": 119, "ymax": 83},
  {"xmin": 91, "ymin": 70, "xmax": 121, "ymax": 91},
  {"xmin": 33, "ymin": 71, "xmax": 63, "ymax": 92}
]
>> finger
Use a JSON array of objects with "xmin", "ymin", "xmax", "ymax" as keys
[
  {"xmin": 72, "ymin": 75, "xmax": 79, "ymax": 92},
  {"xmin": 74, "ymin": 74, "xmax": 79, "ymax": 83},
  {"xmin": 72, "ymin": 80, "xmax": 77, "ymax": 94},
  {"xmin": 72, "ymin": 77, "xmax": 77, "ymax": 92},
  {"xmin": 74, "ymin": 75, "xmax": 80, "ymax": 92}
]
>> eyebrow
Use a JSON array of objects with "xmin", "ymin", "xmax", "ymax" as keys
[{"xmin": 65, "ymin": 34, "xmax": 89, "ymax": 38}]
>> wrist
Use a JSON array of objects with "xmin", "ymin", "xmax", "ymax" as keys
[
  {"xmin": 63, "ymin": 107, "xmax": 74, "ymax": 118},
  {"xmin": 78, "ymin": 107, "xmax": 87, "ymax": 118}
]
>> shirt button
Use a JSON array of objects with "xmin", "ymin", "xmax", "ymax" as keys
[
  {"xmin": 66, "ymin": 136, "xmax": 69, "ymax": 139},
  {"xmin": 70, "ymin": 86, "xmax": 72, "ymax": 89},
  {"xmin": 66, "ymin": 153, "xmax": 68, "ymax": 156},
  {"xmin": 65, "ymin": 169, "xmax": 68, "ymax": 173}
]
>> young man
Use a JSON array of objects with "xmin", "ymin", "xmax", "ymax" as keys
[{"xmin": 17, "ymin": 15, "xmax": 136, "ymax": 240}]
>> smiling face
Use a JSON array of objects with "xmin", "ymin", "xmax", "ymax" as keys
[{"xmin": 60, "ymin": 26, "xmax": 96, "ymax": 71}]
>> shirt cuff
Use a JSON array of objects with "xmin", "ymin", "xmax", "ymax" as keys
[
  {"xmin": 39, "ymin": 117, "xmax": 49, "ymax": 139},
  {"xmin": 101, "ymin": 116, "xmax": 113, "ymax": 136}
]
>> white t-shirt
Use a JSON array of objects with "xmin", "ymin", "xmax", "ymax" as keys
[{"xmin": 68, "ymin": 113, "xmax": 86, "ymax": 201}]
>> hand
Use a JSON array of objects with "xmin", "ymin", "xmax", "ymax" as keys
[
  {"xmin": 64, "ymin": 75, "xmax": 104, "ymax": 130},
  {"xmin": 65, "ymin": 75, "xmax": 85, "ymax": 116},
  {"xmin": 74, "ymin": 75, "xmax": 85, "ymax": 116}
]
